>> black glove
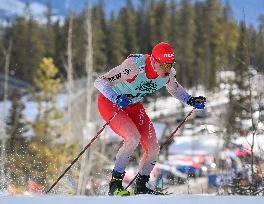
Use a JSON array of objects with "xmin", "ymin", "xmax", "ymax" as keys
[{"xmin": 187, "ymin": 96, "xmax": 206, "ymax": 109}]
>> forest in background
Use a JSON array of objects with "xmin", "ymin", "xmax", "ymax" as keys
[{"xmin": 0, "ymin": 0, "xmax": 263, "ymax": 90}]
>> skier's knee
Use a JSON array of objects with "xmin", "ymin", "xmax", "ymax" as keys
[
  {"xmin": 148, "ymin": 143, "xmax": 160, "ymax": 161},
  {"xmin": 152, "ymin": 142, "xmax": 160, "ymax": 154},
  {"xmin": 125, "ymin": 135, "xmax": 140, "ymax": 149}
]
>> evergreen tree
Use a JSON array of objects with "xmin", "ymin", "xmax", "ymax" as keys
[
  {"xmin": 221, "ymin": 0, "xmax": 239, "ymax": 66},
  {"xmin": 71, "ymin": 11, "xmax": 86, "ymax": 77},
  {"xmin": 225, "ymin": 87, "xmax": 237, "ymax": 143},
  {"xmin": 91, "ymin": 1, "xmax": 108, "ymax": 72},
  {"xmin": 175, "ymin": 0, "xmax": 195, "ymax": 87},
  {"xmin": 5, "ymin": 88, "xmax": 29, "ymax": 188},
  {"xmin": 233, "ymin": 22, "xmax": 251, "ymax": 121},
  {"xmin": 225, "ymin": 21, "xmax": 255, "ymax": 147},
  {"xmin": 43, "ymin": 2, "xmax": 56, "ymax": 58},
  {"xmin": 234, "ymin": 22, "xmax": 250, "ymax": 91},
  {"xmin": 0, "ymin": 31, "xmax": 4, "ymax": 74},
  {"xmin": 7, "ymin": 10, "xmax": 45, "ymax": 83},
  {"xmin": 106, "ymin": 12, "xmax": 126, "ymax": 67},
  {"xmin": 168, "ymin": 0, "xmax": 177, "ymax": 46},
  {"xmin": 5, "ymin": 17, "xmax": 27, "ymax": 81},
  {"xmin": 53, "ymin": 19, "xmax": 67, "ymax": 78},
  {"xmin": 119, "ymin": 0, "xmax": 139, "ymax": 56},
  {"xmin": 135, "ymin": 0, "xmax": 149, "ymax": 53},
  {"xmin": 154, "ymin": 0, "xmax": 170, "ymax": 42},
  {"xmin": 193, "ymin": 1, "xmax": 207, "ymax": 86},
  {"xmin": 204, "ymin": 0, "xmax": 224, "ymax": 89},
  {"xmin": 144, "ymin": 0, "xmax": 157, "ymax": 51},
  {"xmin": 28, "ymin": 57, "xmax": 72, "ymax": 187},
  {"xmin": 248, "ymin": 26, "xmax": 258, "ymax": 68},
  {"xmin": 5, "ymin": 89, "xmax": 28, "ymax": 154},
  {"xmin": 255, "ymin": 15, "xmax": 264, "ymax": 72},
  {"xmin": 31, "ymin": 57, "xmax": 63, "ymax": 143}
]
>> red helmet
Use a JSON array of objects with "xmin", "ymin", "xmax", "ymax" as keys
[{"xmin": 152, "ymin": 42, "xmax": 175, "ymax": 63}]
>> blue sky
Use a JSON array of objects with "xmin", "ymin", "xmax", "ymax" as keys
[
  {"xmin": 226, "ymin": 0, "xmax": 264, "ymax": 28},
  {"xmin": 0, "ymin": 0, "xmax": 263, "ymax": 28}
]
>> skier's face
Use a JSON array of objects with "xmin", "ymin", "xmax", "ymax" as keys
[{"xmin": 152, "ymin": 59, "xmax": 172, "ymax": 78}]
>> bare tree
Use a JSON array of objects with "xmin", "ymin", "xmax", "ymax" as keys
[
  {"xmin": 0, "ymin": 39, "xmax": 12, "ymax": 190},
  {"xmin": 247, "ymin": 68, "xmax": 264, "ymax": 195},
  {"xmin": 66, "ymin": 12, "xmax": 74, "ymax": 127},
  {"xmin": 77, "ymin": 4, "xmax": 95, "ymax": 195}
]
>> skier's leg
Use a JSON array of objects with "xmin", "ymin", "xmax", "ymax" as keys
[
  {"xmin": 138, "ymin": 122, "xmax": 160, "ymax": 176},
  {"xmin": 126, "ymin": 102, "xmax": 160, "ymax": 175},
  {"xmin": 98, "ymin": 94, "xmax": 142, "ymax": 195},
  {"xmin": 98, "ymin": 94, "xmax": 141, "ymax": 173},
  {"xmin": 126, "ymin": 103, "xmax": 163, "ymax": 194}
]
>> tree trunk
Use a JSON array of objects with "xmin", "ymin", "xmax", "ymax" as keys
[{"xmin": 0, "ymin": 39, "xmax": 12, "ymax": 190}]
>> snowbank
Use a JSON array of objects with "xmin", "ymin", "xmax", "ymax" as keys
[{"xmin": 0, "ymin": 195, "xmax": 264, "ymax": 204}]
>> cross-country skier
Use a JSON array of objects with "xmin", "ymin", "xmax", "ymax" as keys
[{"xmin": 94, "ymin": 42, "xmax": 206, "ymax": 196}]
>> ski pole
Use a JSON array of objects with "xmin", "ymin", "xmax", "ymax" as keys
[
  {"xmin": 160, "ymin": 108, "xmax": 195, "ymax": 150},
  {"xmin": 45, "ymin": 108, "xmax": 122, "ymax": 194},
  {"xmin": 124, "ymin": 108, "xmax": 195, "ymax": 190}
]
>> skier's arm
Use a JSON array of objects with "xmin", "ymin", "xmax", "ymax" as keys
[
  {"xmin": 165, "ymin": 68, "xmax": 192, "ymax": 104},
  {"xmin": 94, "ymin": 57, "xmax": 139, "ymax": 103}
]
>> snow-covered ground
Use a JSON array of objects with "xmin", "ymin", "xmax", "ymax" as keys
[
  {"xmin": 0, "ymin": 94, "xmax": 68, "ymax": 122},
  {"xmin": 1, "ymin": 195, "xmax": 264, "ymax": 204}
]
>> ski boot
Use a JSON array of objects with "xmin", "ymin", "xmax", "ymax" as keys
[
  {"xmin": 134, "ymin": 174, "xmax": 164, "ymax": 195},
  {"xmin": 108, "ymin": 170, "xmax": 130, "ymax": 196}
]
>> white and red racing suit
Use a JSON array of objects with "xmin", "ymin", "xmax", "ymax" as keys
[{"xmin": 94, "ymin": 54, "xmax": 191, "ymax": 175}]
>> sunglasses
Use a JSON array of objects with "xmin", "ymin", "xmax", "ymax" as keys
[
  {"xmin": 160, "ymin": 62, "xmax": 176, "ymax": 69},
  {"xmin": 152, "ymin": 55, "xmax": 176, "ymax": 69}
]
